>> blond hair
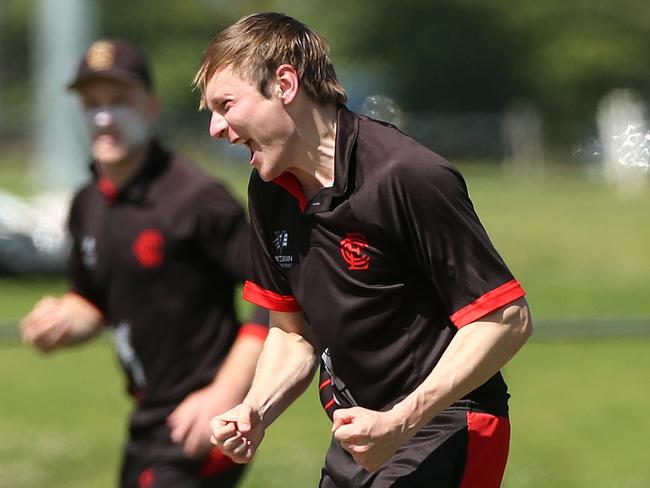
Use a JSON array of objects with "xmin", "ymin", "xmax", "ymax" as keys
[{"xmin": 193, "ymin": 12, "xmax": 347, "ymax": 108}]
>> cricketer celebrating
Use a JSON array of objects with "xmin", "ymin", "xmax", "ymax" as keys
[{"xmin": 194, "ymin": 12, "xmax": 532, "ymax": 488}]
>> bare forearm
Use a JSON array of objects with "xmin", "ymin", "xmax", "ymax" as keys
[
  {"xmin": 245, "ymin": 327, "xmax": 317, "ymax": 427},
  {"xmin": 59, "ymin": 293, "xmax": 105, "ymax": 345},
  {"xmin": 208, "ymin": 333, "xmax": 265, "ymax": 408},
  {"xmin": 394, "ymin": 299, "xmax": 532, "ymax": 436}
]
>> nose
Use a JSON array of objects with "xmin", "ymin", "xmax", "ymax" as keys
[{"xmin": 209, "ymin": 111, "xmax": 229, "ymax": 140}]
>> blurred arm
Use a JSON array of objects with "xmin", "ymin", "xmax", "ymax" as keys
[
  {"xmin": 20, "ymin": 292, "xmax": 105, "ymax": 353},
  {"xmin": 168, "ymin": 317, "xmax": 269, "ymax": 457}
]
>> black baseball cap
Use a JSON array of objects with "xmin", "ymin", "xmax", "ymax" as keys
[{"xmin": 67, "ymin": 39, "xmax": 153, "ymax": 91}]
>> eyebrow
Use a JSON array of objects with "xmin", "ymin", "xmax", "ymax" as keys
[{"xmin": 208, "ymin": 94, "xmax": 230, "ymax": 112}]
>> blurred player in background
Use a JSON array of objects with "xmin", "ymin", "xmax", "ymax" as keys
[
  {"xmin": 20, "ymin": 39, "xmax": 267, "ymax": 488},
  {"xmin": 194, "ymin": 12, "xmax": 533, "ymax": 488}
]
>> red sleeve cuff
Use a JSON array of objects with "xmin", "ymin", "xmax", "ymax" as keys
[
  {"xmin": 237, "ymin": 323, "xmax": 268, "ymax": 341},
  {"xmin": 242, "ymin": 280, "xmax": 302, "ymax": 312},
  {"xmin": 450, "ymin": 279, "xmax": 526, "ymax": 328}
]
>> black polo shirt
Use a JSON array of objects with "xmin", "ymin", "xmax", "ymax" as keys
[
  {"xmin": 68, "ymin": 140, "xmax": 261, "ymax": 430},
  {"xmin": 243, "ymin": 106, "xmax": 525, "ymax": 418}
]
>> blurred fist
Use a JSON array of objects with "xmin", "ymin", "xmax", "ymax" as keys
[
  {"xmin": 209, "ymin": 403, "xmax": 265, "ymax": 464},
  {"xmin": 20, "ymin": 296, "xmax": 70, "ymax": 353}
]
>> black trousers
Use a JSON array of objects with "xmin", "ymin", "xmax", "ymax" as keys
[
  {"xmin": 319, "ymin": 408, "xmax": 510, "ymax": 488},
  {"xmin": 119, "ymin": 425, "xmax": 246, "ymax": 488}
]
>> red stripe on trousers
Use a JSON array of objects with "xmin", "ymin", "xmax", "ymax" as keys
[
  {"xmin": 459, "ymin": 412, "xmax": 510, "ymax": 488},
  {"xmin": 198, "ymin": 447, "xmax": 238, "ymax": 478}
]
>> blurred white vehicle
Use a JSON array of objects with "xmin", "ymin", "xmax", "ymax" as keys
[{"xmin": 0, "ymin": 190, "xmax": 71, "ymax": 274}]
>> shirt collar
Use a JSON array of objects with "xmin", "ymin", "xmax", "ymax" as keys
[
  {"xmin": 272, "ymin": 106, "xmax": 359, "ymax": 215},
  {"xmin": 92, "ymin": 139, "xmax": 170, "ymax": 204}
]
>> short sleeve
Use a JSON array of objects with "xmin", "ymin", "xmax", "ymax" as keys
[
  {"xmin": 194, "ymin": 181, "xmax": 251, "ymax": 282},
  {"xmin": 67, "ymin": 192, "xmax": 103, "ymax": 310},
  {"xmin": 370, "ymin": 158, "xmax": 524, "ymax": 328},
  {"xmin": 242, "ymin": 173, "xmax": 301, "ymax": 312}
]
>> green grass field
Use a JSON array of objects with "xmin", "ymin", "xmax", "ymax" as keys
[
  {"xmin": 1, "ymin": 338, "xmax": 648, "ymax": 488},
  {"xmin": 1, "ymin": 159, "xmax": 649, "ymax": 487}
]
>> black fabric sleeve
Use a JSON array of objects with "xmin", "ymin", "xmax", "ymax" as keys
[
  {"xmin": 193, "ymin": 181, "xmax": 252, "ymax": 282},
  {"xmin": 242, "ymin": 173, "xmax": 301, "ymax": 311},
  {"xmin": 67, "ymin": 192, "xmax": 103, "ymax": 310},
  {"xmin": 365, "ymin": 156, "xmax": 523, "ymax": 324}
]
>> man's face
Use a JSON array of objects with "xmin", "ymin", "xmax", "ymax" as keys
[
  {"xmin": 77, "ymin": 79, "xmax": 158, "ymax": 166},
  {"xmin": 205, "ymin": 65, "xmax": 295, "ymax": 181}
]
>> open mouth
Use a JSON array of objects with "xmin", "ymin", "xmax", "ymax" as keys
[
  {"xmin": 95, "ymin": 133, "xmax": 120, "ymax": 145},
  {"xmin": 244, "ymin": 140, "xmax": 260, "ymax": 166}
]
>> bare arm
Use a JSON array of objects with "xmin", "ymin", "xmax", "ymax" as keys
[
  {"xmin": 396, "ymin": 297, "xmax": 531, "ymax": 428},
  {"xmin": 20, "ymin": 292, "xmax": 105, "ymax": 353},
  {"xmin": 333, "ymin": 297, "xmax": 533, "ymax": 472},
  {"xmin": 245, "ymin": 312, "xmax": 317, "ymax": 426},
  {"xmin": 167, "ymin": 323, "xmax": 268, "ymax": 457},
  {"xmin": 209, "ymin": 310, "xmax": 318, "ymax": 462}
]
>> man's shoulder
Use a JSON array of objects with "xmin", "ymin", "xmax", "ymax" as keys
[
  {"xmin": 165, "ymin": 153, "xmax": 212, "ymax": 188},
  {"xmin": 162, "ymin": 154, "xmax": 241, "ymax": 205},
  {"xmin": 70, "ymin": 180, "xmax": 99, "ymax": 210},
  {"xmin": 355, "ymin": 120, "xmax": 460, "ymax": 193}
]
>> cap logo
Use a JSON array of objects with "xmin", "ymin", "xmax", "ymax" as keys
[{"xmin": 86, "ymin": 41, "xmax": 116, "ymax": 71}]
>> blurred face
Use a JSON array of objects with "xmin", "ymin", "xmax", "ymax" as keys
[
  {"xmin": 205, "ymin": 65, "xmax": 296, "ymax": 181},
  {"xmin": 77, "ymin": 79, "xmax": 158, "ymax": 166}
]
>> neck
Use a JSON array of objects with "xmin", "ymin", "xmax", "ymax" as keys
[
  {"xmin": 287, "ymin": 102, "xmax": 338, "ymax": 199},
  {"xmin": 97, "ymin": 144, "xmax": 148, "ymax": 187}
]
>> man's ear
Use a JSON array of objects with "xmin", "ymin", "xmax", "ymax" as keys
[{"xmin": 275, "ymin": 64, "xmax": 299, "ymax": 105}]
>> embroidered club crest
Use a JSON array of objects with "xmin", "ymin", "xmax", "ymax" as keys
[
  {"xmin": 340, "ymin": 233, "xmax": 370, "ymax": 270},
  {"xmin": 132, "ymin": 229, "xmax": 164, "ymax": 267}
]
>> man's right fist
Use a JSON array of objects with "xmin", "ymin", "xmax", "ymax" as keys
[
  {"xmin": 209, "ymin": 403, "xmax": 266, "ymax": 464},
  {"xmin": 20, "ymin": 296, "xmax": 71, "ymax": 353}
]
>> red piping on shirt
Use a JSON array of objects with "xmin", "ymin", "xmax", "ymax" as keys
[
  {"xmin": 450, "ymin": 279, "xmax": 525, "ymax": 328},
  {"xmin": 272, "ymin": 172, "xmax": 308, "ymax": 212},
  {"xmin": 236, "ymin": 323, "xmax": 269, "ymax": 341},
  {"xmin": 243, "ymin": 281, "xmax": 302, "ymax": 312},
  {"xmin": 97, "ymin": 177, "xmax": 118, "ymax": 202}
]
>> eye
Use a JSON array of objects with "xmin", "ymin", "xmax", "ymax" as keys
[
  {"xmin": 220, "ymin": 99, "xmax": 233, "ymax": 113},
  {"xmin": 113, "ymin": 94, "xmax": 129, "ymax": 106},
  {"xmin": 82, "ymin": 97, "xmax": 100, "ymax": 110}
]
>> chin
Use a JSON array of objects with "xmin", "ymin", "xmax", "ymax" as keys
[
  {"xmin": 256, "ymin": 168, "xmax": 274, "ymax": 182},
  {"xmin": 93, "ymin": 146, "xmax": 128, "ymax": 165},
  {"xmin": 254, "ymin": 161, "xmax": 278, "ymax": 182}
]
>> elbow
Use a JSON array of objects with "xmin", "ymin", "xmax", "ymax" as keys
[
  {"xmin": 503, "ymin": 299, "xmax": 533, "ymax": 350},
  {"xmin": 518, "ymin": 308, "xmax": 533, "ymax": 346},
  {"xmin": 513, "ymin": 305, "xmax": 533, "ymax": 349}
]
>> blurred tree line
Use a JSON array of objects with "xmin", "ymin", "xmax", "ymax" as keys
[{"xmin": 2, "ymin": 0, "xmax": 650, "ymax": 156}]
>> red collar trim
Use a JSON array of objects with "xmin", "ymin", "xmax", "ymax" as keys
[
  {"xmin": 97, "ymin": 177, "xmax": 118, "ymax": 202},
  {"xmin": 272, "ymin": 172, "xmax": 308, "ymax": 212}
]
